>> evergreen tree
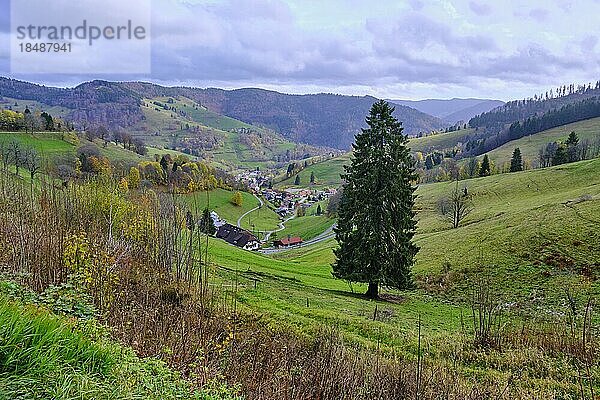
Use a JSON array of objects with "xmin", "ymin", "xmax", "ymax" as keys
[
  {"xmin": 310, "ymin": 171, "xmax": 315, "ymax": 184},
  {"xmin": 199, "ymin": 207, "xmax": 216, "ymax": 235},
  {"xmin": 566, "ymin": 131, "xmax": 579, "ymax": 146},
  {"xmin": 294, "ymin": 175, "xmax": 301, "ymax": 185},
  {"xmin": 479, "ymin": 154, "xmax": 491, "ymax": 177},
  {"xmin": 316, "ymin": 204, "xmax": 322, "ymax": 215},
  {"xmin": 424, "ymin": 154, "xmax": 434, "ymax": 170},
  {"xmin": 509, "ymin": 148, "xmax": 523, "ymax": 172},
  {"xmin": 566, "ymin": 131, "xmax": 580, "ymax": 163},
  {"xmin": 333, "ymin": 101, "xmax": 418, "ymax": 298},
  {"xmin": 552, "ymin": 144, "xmax": 568, "ymax": 165}
]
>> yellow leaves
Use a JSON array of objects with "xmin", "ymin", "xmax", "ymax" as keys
[
  {"xmin": 63, "ymin": 232, "xmax": 119, "ymax": 311},
  {"xmin": 230, "ymin": 191, "xmax": 243, "ymax": 207},
  {"xmin": 187, "ymin": 180, "xmax": 201, "ymax": 193},
  {"xmin": 119, "ymin": 178, "xmax": 129, "ymax": 192},
  {"xmin": 127, "ymin": 167, "xmax": 141, "ymax": 189}
]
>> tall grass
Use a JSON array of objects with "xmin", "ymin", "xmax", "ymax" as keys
[{"xmin": 0, "ymin": 295, "xmax": 228, "ymax": 399}]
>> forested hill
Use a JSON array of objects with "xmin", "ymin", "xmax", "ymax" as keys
[
  {"xmin": 461, "ymin": 82, "xmax": 600, "ymax": 157},
  {"xmin": 470, "ymin": 82, "xmax": 600, "ymax": 130},
  {"xmin": 123, "ymin": 82, "xmax": 444, "ymax": 148},
  {"xmin": 0, "ymin": 78, "xmax": 445, "ymax": 149}
]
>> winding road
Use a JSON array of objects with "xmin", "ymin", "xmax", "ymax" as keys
[
  {"xmin": 235, "ymin": 193, "xmax": 336, "ymax": 254},
  {"xmin": 236, "ymin": 194, "xmax": 264, "ymax": 228}
]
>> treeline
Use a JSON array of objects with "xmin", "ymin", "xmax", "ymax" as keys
[
  {"xmin": 414, "ymin": 132, "xmax": 600, "ymax": 184},
  {"xmin": 463, "ymin": 97, "xmax": 600, "ymax": 158},
  {"xmin": 538, "ymin": 131, "xmax": 600, "ymax": 168},
  {"xmin": 72, "ymin": 143, "xmax": 231, "ymax": 193},
  {"xmin": 470, "ymin": 81, "xmax": 600, "ymax": 130},
  {"xmin": 0, "ymin": 108, "xmax": 65, "ymax": 132},
  {"xmin": 507, "ymin": 97, "xmax": 600, "ymax": 142}
]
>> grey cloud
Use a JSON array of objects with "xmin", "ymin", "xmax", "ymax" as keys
[
  {"xmin": 580, "ymin": 35, "xmax": 598, "ymax": 51},
  {"xmin": 529, "ymin": 8, "xmax": 550, "ymax": 22},
  {"xmin": 3, "ymin": 0, "xmax": 600, "ymax": 101},
  {"xmin": 408, "ymin": 0, "xmax": 424, "ymax": 11},
  {"xmin": 468, "ymin": 1, "xmax": 492, "ymax": 16}
]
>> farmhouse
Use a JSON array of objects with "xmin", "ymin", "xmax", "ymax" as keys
[
  {"xmin": 216, "ymin": 223, "xmax": 260, "ymax": 251},
  {"xmin": 273, "ymin": 236, "xmax": 303, "ymax": 247}
]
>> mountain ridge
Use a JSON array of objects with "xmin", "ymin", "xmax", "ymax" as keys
[
  {"xmin": 0, "ymin": 77, "xmax": 445, "ymax": 149},
  {"xmin": 388, "ymin": 98, "xmax": 504, "ymax": 124}
]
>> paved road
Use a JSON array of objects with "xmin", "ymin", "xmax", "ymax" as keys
[
  {"xmin": 236, "ymin": 194, "xmax": 263, "ymax": 228},
  {"xmin": 236, "ymin": 194, "xmax": 295, "ymax": 241},
  {"xmin": 262, "ymin": 214, "xmax": 296, "ymax": 241},
  {"xmin": 258, "ymin": 223, "xmax": 336, "ymax": 254},
  {"xmin": 235, "ymin": 193, "xmax": 336, "ymax": 254}
]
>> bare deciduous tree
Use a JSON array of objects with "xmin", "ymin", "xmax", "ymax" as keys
[
  {"xmin": 7, "ymin": 141, "xmax": 23, "ymax": 175},
  {"xmin": 437, "ymin": 181, "xmax": 473, "ymax": 228},
  {"xmin": 23, "ymin": 147, "xmax": 41, "ymax": 180}
]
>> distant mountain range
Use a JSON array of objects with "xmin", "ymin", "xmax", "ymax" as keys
[
  {"xmin": 388, "ymin": 98, "xmax": 504, "ymax": 124},
  {"xmin": 0, "ymin": 78, "xmax": 445, "ymax": 150}
]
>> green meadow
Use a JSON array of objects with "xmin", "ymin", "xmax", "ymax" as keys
[{"xmin": 208, "ymin": 157, "xmax": 600, "ymax": 347}]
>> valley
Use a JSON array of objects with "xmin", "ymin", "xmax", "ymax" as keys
[{"xmin": 2, "ymin": 76, "xmax": 600, "ymax": 399}]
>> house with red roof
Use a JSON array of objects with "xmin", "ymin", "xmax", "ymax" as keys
[{"xmin": 273, "ymin": 236, "xmax": 303, "ymax": 247}]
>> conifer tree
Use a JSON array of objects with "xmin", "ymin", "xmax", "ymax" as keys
[
  {"xmin": 199, "ymin": 207, "xmax": 216, "ymax": 235},
  {"xmin": 294, "ymin": 175, "xmax": 301, "ymax": 185},
  {"xmin": 552, "ymin": 145, "xmax": 568, "ymax": 165},
  {"xmin": 479, "ymin": 154, "xmax": 491, "ymax": 177},
  {"xmin": 509, "ymin": 148, "xmax": 523, "ymax": 172},
  {"xmin": 333, "ymin": 101, "xmax": 418, "ymax": 298},
  {"xmin": 566, "ymin": 131, "xmax": 579, "ymax": 146}
]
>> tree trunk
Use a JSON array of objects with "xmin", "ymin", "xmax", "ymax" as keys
[{"xmin": 365, "ymin": 282, "xmax": 379, "ymax": 299}]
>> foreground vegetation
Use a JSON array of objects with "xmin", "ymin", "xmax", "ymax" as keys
[{"xmin": 0, "ymin": 290, "xmax": 227, "ymax": 399}]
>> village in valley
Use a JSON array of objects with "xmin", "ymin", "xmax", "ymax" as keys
[{"xmin": 211, "ymin": 168, "xmax": 337, "ymax": 252}]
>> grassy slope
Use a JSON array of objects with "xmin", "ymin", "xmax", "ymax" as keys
[
  {"xmin": 278, "ymin": 119, "xmax": 600, "ymax": 189},
  {"xmin": 1, "ymin": 97, "xmax": 71, "ymax": 119},
  {"xmin": 0, "ymin": 296, "xmax": 226, "ymax": 399},
  {"xmin": 207, "ymin": 236, "xmax": 464, "ymax": 352},
  {"xmin": 239, "ymin": 204, "xmax": 282, "ymax": 233},
  {"xmin": 483, "ymin": 117, "xmax": 600, "ymax": 167},
  {"xmin": 0, "ymin": 132, "xmax": 77, "ymax": 160},
  {"xmin": 275, "ymin": 154, "xmax": 351, "ymax": 189},
  {"xmin": 276, "ymin": 214, "xmax": 334, "ymax": 241},
  {"xmin": 184, "ymin": 188, "xmax": 260, "ymax": 225},
  {"xmin": 0, "ymin": 132, "xmax": 195, "ymax": 167},
  {"xmin": 276, "ymin": 201, "xmax": 335, "ymax": 241},
  {"xmin": 138, "ymin": 97, "xmax": 295, "ymax": 171},
  {"xmin": 208, "ymin": 158, "xmax": 600, "ymax": 353},
  {"xmin": 409, "ymin": 128, "xmax": 475, "ymax": 153}
]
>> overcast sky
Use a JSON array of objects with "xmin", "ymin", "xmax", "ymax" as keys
[{"xmin": 2, "ymin": 0, "xmax": 600, "ymax": 100}]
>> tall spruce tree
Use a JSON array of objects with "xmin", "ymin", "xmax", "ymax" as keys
[
  {"xmin": 333, "ymin": 100, "xmax": 418, "ymax": 298},
  {"xmin": 199, "ymin": 207, "xmax": 216, "ymax": 235},
  {"xmin": 479, "ymin": 154, "xmax": 491, "ymax": 176},
  {"xmin": 510, "ymin": 148, "xmax": 523, "ymax": 172},
  {"xmin": 566, "ymin": 131, "xmax": 579, "ymax": 146}
]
